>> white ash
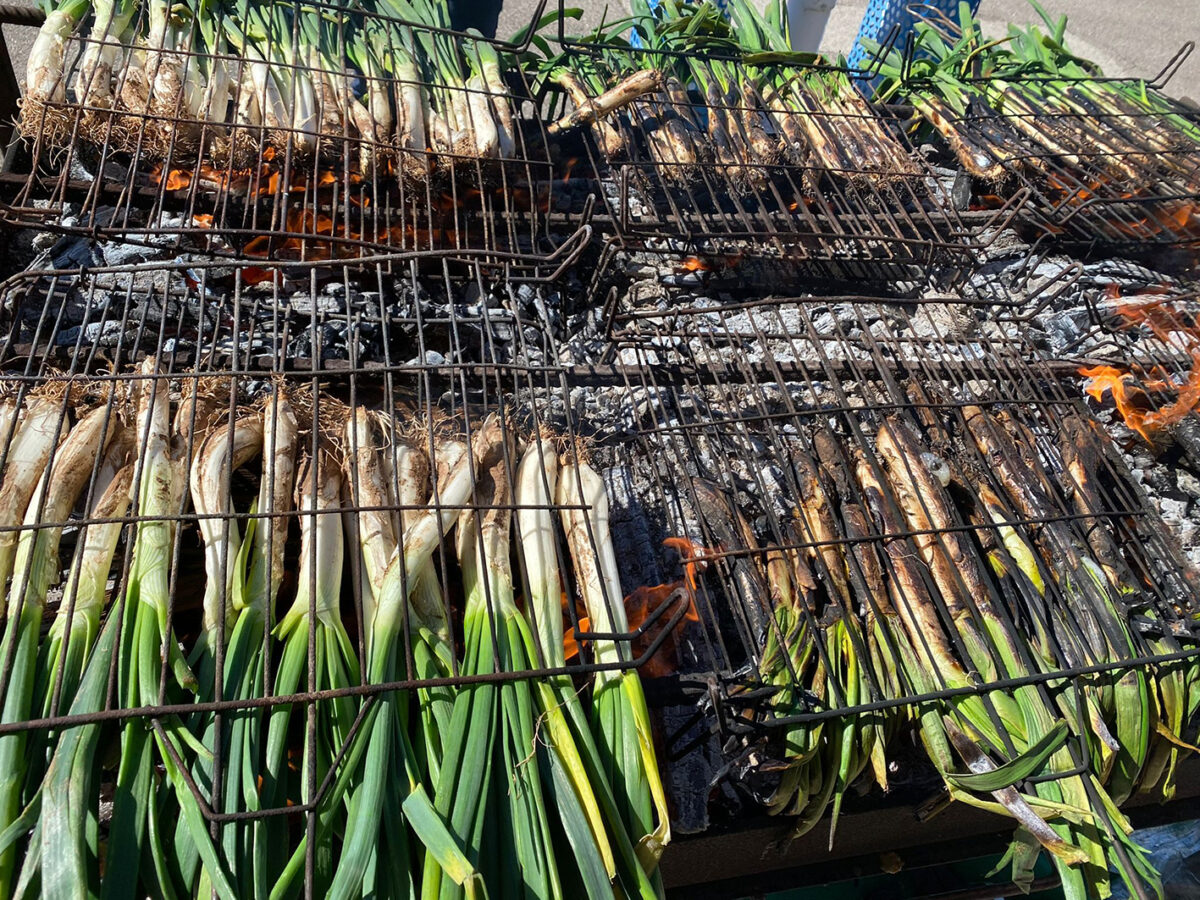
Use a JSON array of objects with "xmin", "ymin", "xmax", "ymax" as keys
[
  {"xmin": 2, "ymin": 219, "xmax": 582, "ymax": 370},
  {"xmin": 1085, "ymin": 404, "xmax": 1200, "ymax": 569}
]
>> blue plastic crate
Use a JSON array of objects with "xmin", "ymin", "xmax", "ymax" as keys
[{"xmin": 848, "ymin": 0, "xmax": 980, "ymax": 73}]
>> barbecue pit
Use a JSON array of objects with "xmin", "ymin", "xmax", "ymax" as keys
[{"xmin": 0, "ymin": 3, "xmax": 1196, "ymax": 898}]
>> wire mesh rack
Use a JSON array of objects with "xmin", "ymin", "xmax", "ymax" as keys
[
  {"xmin": 540, "ymin": 48, "xmax": 1025, "ymax": 290},
  {"xmin": 936, "ymin": 93, "xmax": 1200, "ymax": 254},
  {"xmin": 1, "ymin": 220, "xmax": 1197, "ymax": 899},
  {"xmin": 872, "ymin": 31, "xmax": 1200, "ymax": 256},
  {"xmin": 573, "ymin": 279, "xmax": 1200, "ymax": 896},
  {"xmin": 0, "ymin": 217, "xmax": 594, "ymax": 374},
  {"xmin": 0, "ymin": 4, "xmax": 1198, "ymax": 894},
  {"xmin": 0, "ymin": 301, "xmax": 700, "ymax": 896},
  {"xmin": 0, "ymin": 0, "xmax": 600, "ymax": 268}
]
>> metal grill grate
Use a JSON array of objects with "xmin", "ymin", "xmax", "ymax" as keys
[
  {"xmin": 942, "ymin": 92, "xmax": 1200, "ymax": 252},
  {"xmin": 0, "ymin": 5, "xmax": 1197, "ymax": 894},
  {"xmin": 543, "ymin": 41, "xmax": 1025, "ymax": 289},
  {"xmin": 0, "ymin": 226, "xmax": 591, "ymax": 373},
  {"xmin": 0, "ymin": 1, "xmax": 598, "ymax": 269},
  {"xmin": 865, "ymin": 23, "xmax": 1200, "ymax": 256},
  {"xmin": 0, "ymin": 304, "xmax": 688, "ymax": 896},
  {"xmin": 579, "ymin": 282, "xmax": 1200, "ymax": 896}
]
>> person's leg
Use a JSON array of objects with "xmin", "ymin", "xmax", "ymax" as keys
[{"xmin": 446, "ymin": 0, "xmax": 502, "ymax": 38}]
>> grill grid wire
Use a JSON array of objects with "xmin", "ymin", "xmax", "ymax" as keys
[
  {"xmin": 592, "ymin": 281, "xmax": 1196, "ymax": 873},
  {"xmin": 1, "ymin": 0, "xmax": 591, "ymax": 269},
  {"xmin": 602, "ymin": 278, "xmax": 1199, "ymax": 692},
  {"xmin": 0, "ymin": 233, "xmax": 1195, "ymax": 898},
  {"xmin": 544, "ymin": 48, "xmax": 1026, "ymax": 287},
  {"xmin": 946, "ymin": 99, "xmax": 1200, "ymax": 250},
  {"xmin": 6, "ymin": 240, "xmax": 1197, "ymax": 839},
  {"xmin": 0, "ymin": 230, "xmax": 593, "ymax": 376},
  {"xmin": 0, "ymin": 8, "xmax": 1196, "ymax": 893},
  {"xmin": 864, "ymin": 20, "xmax": 1200, "ymax": 253},
  {"xmin": 0, "ymin": 359, "xmax": 706, "ymax": 900},
  {"xmin": 2, "ymin": 6, "xmax": 1030, "ymax": 292}
]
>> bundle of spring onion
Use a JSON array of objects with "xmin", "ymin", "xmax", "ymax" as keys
[
  {"xmin": 21, "ymin": 0, "xmax": 520, "ymax": 176},
  {"xmin": 0, "ymin": 365, "xmax": 674, "ymax": 899},
  {"xmin": 544, "ymin": 0, "xmax": 917, "ymax": 182},
  {"xmin": 866, "ymin": 2, "xmax": 1200, "ymax": 200},
  {"xmin": 719, "ymin": 404, "xmax": 1200, "ymax": 900}
]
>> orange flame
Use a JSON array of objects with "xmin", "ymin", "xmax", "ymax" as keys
[
  {"xmin": 150, "ymin": 154, "xmax": 551, "ymax": 272},
  {"xmin": 162, "ymin": 169, "xmax": 192, "ymax": 191},
  {"xmin": 1079, "ymin": 297, "xmax": 1200, "ymax": 441},
  {"xmin": 1044, "ymin": 173, "xmax": 1200, "ymax": 240},
  {"xmin": 681, "ymin": 256, "xmax": 712, "ymax": 273},
  {"xmin": 563, "ymin": 537, "xmax": 710, "ymax": 677}
]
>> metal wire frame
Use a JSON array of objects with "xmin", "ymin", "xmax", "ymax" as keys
[
  {"xmin": 0, "ymin": 0, "xmax": 590, "ymax": 266},
  {"xmin": 0, "ymin": 254, "xmax": 1193, "ymax": 898},
  {"xmin": 845, "ymin": 4, "xmax": 1200, "ymax": 255},
  {"xmin": 599, "ymin": 280, "xmax": 1200, "ymax": 696},
  {"xmin": 0, "ymin": 225, "xmax": 593, "ymax": 374},
  {"xmin": 540, "ymin": 50, "xmax": 1027, "ymax": 289},
  {"xmin": 594, "ymin": 238, "xmax": 1083, "ymax": 346},
  {"xmin": 896, "ymin": 90, "xmax": 1200, "ymax": 252},
  {"xmin": 583, "ymin": 289, "xmax": 1196, "ymax": 897},
  {"xmin": 0, "ymin": 335, "xmax": 704, "ymax": 899},
  {"xmin": 0, "ymin": 194, "xmax": 722, "ymax": 900}
]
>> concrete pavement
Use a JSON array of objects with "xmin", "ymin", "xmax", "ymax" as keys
[{"xmin": 0, "ymin": 1, "xmax": 1195, "ymax": 108}]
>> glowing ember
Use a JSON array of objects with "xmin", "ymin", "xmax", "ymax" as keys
[
  {"xmin": 151, "ymin": 157, "xmax": 365, "ymax": 201},
  {"xmin": 149, "ymin": 153, "xmax": 549, "ymax": 277},
  {"xmin": 681, "ymin": 257, "xmax": 712, "ymax": 273},
  {"xmin": 239, "ymin": 267, "xmax": 282, "ymax": 287},
  {"xmin": 1079, "ymin": 298, "xmax": 1200, "ymax": 441}
]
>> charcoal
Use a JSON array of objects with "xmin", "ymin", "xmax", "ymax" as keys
[
  {"xmin": 84, "ymin": 320, "xmax": 126, "ymax": 344},
  {"xmin": 215, "ymin": 335, "xmax": 274, "ymax": 357},
  {"xmin": 99, "ymin": 240, "xmax": 156, "ymax": 267},
  {"xmin": 1176, "ymin": 470, "xmax": 1200, "ymax": 498},
  {"xmin": 161, "ymin": 337, "xmax": 194, "ymax": 355},
  {"xmin": 603, "ymin": 464, "xmax": 664, "ymax": 596},
  {"xmin": 31, "ymin": 232, "xmax": 57, "ymax": 253},
  {"xmin": 1037, "ymin": 307, "xmax": 1092, "ymax": 354},
  {"xmin": 1079, "ymin": 258, "xmax": 1174, "ymax": 287},
  {"xmin": 51, "ymin": 236, "xmax": 104, "ymax": 270},
  {"xmin": 950, "ymin": 170, "xmax": 972, "ymax": 210},
  {"xmin": 53, "ymin": 325, "xmax": 83, "ymax": 347},
  {"xmin": 487, "ymin": 322, "xmax": 515, "ymax": 343},
  {"xmin": 513, "ymin": 283, "xmax": 537, "ymax": 309},
  {"xmin": 407, "ymin": 350, "xmax": 446, "ymax": 367},
  {"xmin": 661, "ymin": 703, "xmax": 719, "ymax": 835},
  {"xmin": 1170, "ymin": 418, "xmax": 1200, "ymax": 474}
]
